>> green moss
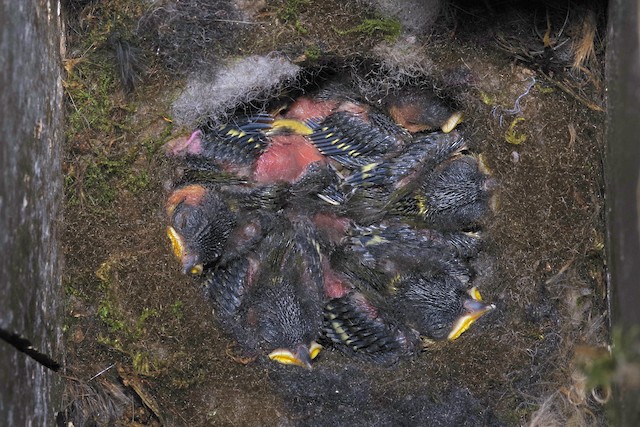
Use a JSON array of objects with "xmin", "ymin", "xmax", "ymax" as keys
[
  {"xmin": 276, "ymin": 0, "xmax": 310, "ymax": 35},
  {"xmin": 124, "ymin": 170, "xmax": 151, "ymax": 193},
  {"xmin": 537, "ymin": 84, "xmax": 556, "ymax": 94},
  {"xmin": 335, "ymin": 17, "xmax": 402, "ymax": 42},
  {"xmin": 133, "ymin": 307, "xmax": 158, "ymax": 339},
  {"xmin": 142, "ymin": 119, "xmax": 174, "ymax": 158},
  {"xmin": 295, "ymin": 20, "xmax": 309, "ymax": 34},
  {"xmin": 303, "ymin": 45, "xmax": 322, "ymax": 61},
  {"xmin": 478, "ymin": 90, "xmax": 496, "ymax": 106},
  {"xmin": 65, "ymin": 283, "xmax": 84, "ymax": 298},
  {"xmin": 170, "ymin": 301, "xmax": 184, "ymax": 320},
  {"xmin": 97, "ymin": 297, "xmax": 158, "ymax": 340},
  {"xmin": 83, "ymin": 160, "xmax": 118, "ymax": 207},
  {"xmin": 582, "ymin": 327, "xmax": 640, "ymax": 391},
  {"xmin": 66, "ymin": 142, "xmax": 155, "ymax": 208},
  {"xmin": 65, "ymin": 58, "xmax": 120, "ymax": 138},
  {"xmin": 132, "ymin": 351, "xmax": 155, "ymax": 375},
  {"xmin": 97, "ymin": 334, "xmax": 124, "ymax": 352},
  {"xmin": 278, "ymin": 0, "xmax": 310, "ymax": 23},
  {"xmin": 98, "ymin": 299, "xmax": 126, "ymax": 332}
]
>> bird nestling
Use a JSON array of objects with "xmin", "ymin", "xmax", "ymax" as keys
[
  {"xmin": 164, "ymin": 73, "xmax": 498, "ymax": 368},
  {"xmin": 166, "ymin": 183, "xmax": 283, "ymax": 275},
  {"xmin": 166, "ymin": 184, "xmax": 236, "ymax": 275},
  {"xmin": 390, "ymin": 272, "xmax": 495, "ymax": 341},
  {"xmin": 321, "ymin": 259, "xmax": 419, "ymax": 364},
  {"xmin": 229, "ymin": 220, "xmax": 325, "ymax": 369}
]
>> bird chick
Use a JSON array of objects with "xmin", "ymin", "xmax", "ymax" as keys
[
  {"xmin": 166, "ymin": 184, "xmax": 236, "ymax": 275},
  {"xmin": 282, "ymin": 88, "xmax": 410, "ymax": 173},
  {"xmin": 385, "ymin": 88, "xmax": 463, "ymax": 133},
  {"xmin": 167, "ymin": 114, "xmax": 273, "ymax": 176},
  {"xmin": 168, "ymin": 112, "xmax": 342, "ymax": 196},
  {"xmin": 394, "ymin": 154, "xmax": 496, "ymax": 230},
  {"xmin": 231, "ymin": 220, "xmax": 325, "ymax": 368},
  {"xmin": 166, "ymin": 184, "xmax": 282, "ymax": 275},
  {"xmin": 346, "ymin": 222, "xmax": 480, "ymax": 281},
  {"xmin": 322, "ymin": 262, "xmax": 418, "ymax": 364},
  {"xmin": 336, "ymin": 131, "xmax": 467, "ymax": 221},
  {"xmin": 343, "ymin": 130, "xmax": 465, "ymax": 190},
  {"xmin": 252, "ymin": 133, "xmax": 327, "ymax": 184},
  {"xmin": 306, "ymin": 108, "xmax": 409, "ymax": 169},
  {"xmin": 391, "ymin": 272, "xmax": 495, "ymax": 341},
  {"xmin": 249, "ymin": 280, "xmax": 323, "ymax": 369}
]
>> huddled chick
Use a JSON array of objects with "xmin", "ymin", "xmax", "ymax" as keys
[{"xmin": 165, "ymin": 78, "xmax": 496, "ymax": 368}]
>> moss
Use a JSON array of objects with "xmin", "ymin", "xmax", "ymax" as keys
[
  {"xmin": 97, "ymin": 335, "xmax": 124, "ymax": 351},
  {"xmin": 142, "ymin": 118, "xmax": 174, "ymax": 158},
  {"xmin": 134, "ymin": 308, "xmax": 158, "ymax": 339},
  {"xmin": 276, "ymin": 0, "xmax": 311, "ymax": 35},
  {"xmin": 96, "ymin": 296, "xmax": 158, "ymax": 342},
  {"xmin": 335, "ymin": 17, "xmax": 402, "ymax": 42},
  {"xmin": 83, "ymin": 160, "xmax": 119, "ymax": 207},
  {"xmin": 98, "ymin": 299, "xmax": 127, "ymax": 332},
  {"xmin": 65, "ymin": 283, "xmax": 85, "ymax": 298},
  {"xmin": 65, "ymin": 59, "xmax": 119, "ymax": 138},
  {"xmin": 66, "ymin": 142, "xmax": 155, "ymax": 208},
  {"xmin": 278, "ymin": 0, "xmax": 310, "ymax": 23},
  {"xmin": 303, "ymin": 45, "xmax": 322, "ymax": 61},
  {"xmin": 537, "ymin": 84, "xmax": 556, "ymax": 94},
  {"xmin": 170, "ymin": 301, "xmax": 184, "ymax": 320},
  {"xmin": 124, "ymin": 170, "xmax": 151, "ymax": 193},
  {"xmin": 478, "ymin": 90, "xmax": 496, "ymax": 106},
  {"xmin": 295, "ymin": 20, "xmax": 309, "ymax": 34},
  {"xmin": 63, "ymin": 0, "xmax": 145, "ymax": 161},
  {"xmin": 580, "ymin": 327, "xmax": 640, "ymax": 391},
  {"xmin": 132, "ymin": 351, "xmax": 156, "ymax": 375}
]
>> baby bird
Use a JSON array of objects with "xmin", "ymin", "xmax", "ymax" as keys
[
  {"xmin": 391, "ymin": 272, "xmax": 495, "ymax": 341},
  {"xmin": 168, "ymin": 113, "xmax": 332, "ymax": 187},
  {"xmin": 384, "ymin": 88, "xmax": 463, "ymax": 133},
  {"xmin": 230, "ymin": 219, "xmax": 325, "ymax": 368},
  {"xmin": 341, "ymin": 130, "xmax": 464, "ymax": 189},
  {"xmin": 306, "ymin": 107, "xmax": 409, "ymax": 169},
  {"xmin": 167, "ymin": 114, "xmax": 273, "ymax": 171},
  {"xmin": 321, "ymin": 260, "xmax": 418, "ymax": 364},
  {"xmin": 166, "ymin": 183, "xmax": 283, "ymax": 275},
  {"xmin": 346, "ymin": 150, "xmax": 494, "ymax": 231},
  {"xmin": 393, "ymin": 154, "xmax": 496, "ymax": 230},
  {"xmin": 166, "ymin": 184, "xmax": 236, "ymax": 275},
  {"xmin": 346, "ymin": 222, "xmax": 482, "ymax": 277}
]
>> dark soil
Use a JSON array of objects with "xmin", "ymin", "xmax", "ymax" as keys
[{"xmin": 60, "ymin": 0, "xmax": 609, "ymax": 425}]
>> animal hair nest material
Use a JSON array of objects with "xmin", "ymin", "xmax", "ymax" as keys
[{"xmin": 171, "ymin": 55, "xmax": 302, "ymax": 126}]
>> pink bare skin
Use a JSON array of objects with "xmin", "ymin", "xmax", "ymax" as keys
[
  {"xmin": 284, "ymin": 96, "xmax": 339, "ymax": 121},
  {"xmin": 253, "ymin": 135, "xmax": 326, "ymax": 184},
  {"xmin": 166, "ymin": 130, "xmax": 203, "ymax": 156},
  {"xmin": 322, "ymin": 260, "xmax": 350, "ymax": 299}
]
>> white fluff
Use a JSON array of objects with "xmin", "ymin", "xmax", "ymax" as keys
[{"xmin": 172, "ymin": 54, "xmax": 301, "ymax": 126}]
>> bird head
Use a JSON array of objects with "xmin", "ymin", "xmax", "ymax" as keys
[
  {"xmin": 268, "ymin": 341, "xmax": 322, "ymax": 369},
  {"xmin": 447, "ymin": 287, "xmax": 496, "ymax": 341},
  {"xmin": 398, "ymin": 274, "xmax": 495, "ymax": 341},
  {"xmin": 246, "ymin": 236, "xmax": 324, "ymax": 369},
  {"xmin": 166, "ymin": 184, "xmax": 236, "ymax": 275}
]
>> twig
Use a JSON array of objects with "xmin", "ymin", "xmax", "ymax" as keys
[
  {"xmin": 539, "ymin": 72, "xmax": 604, "ymax": 112},
  {"xmin": 89, "ymin": 363, "xmax": 116, "ymax": 381}
]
